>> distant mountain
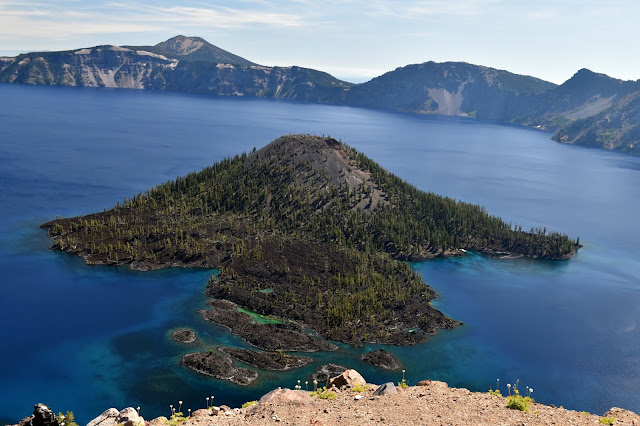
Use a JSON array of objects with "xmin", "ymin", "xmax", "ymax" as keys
[
  {"xmin": 126, "ymin": 35, "xmax": 257, "ymax": 66},
  {"xmin": 0, "ymin": 45, "xmax": 176, "ymax": 89},
  {"xmin": 518, "ymin": 69, "xmax": 640, "ymax": 155},
  {"xmin": 345, "ymin": 61, "xmax": 555, "ymax": 121},
  {"xmin": 513, "ymin": 69, "xmax": 640, "ymax": 128},
  {"xmin": 0, "ymin": 36, "xmax": 352, "ymax": 102},
  {"xmin": 1, "ymin": 36, "xmax": 639, "ymax": 155},
  {"xmin": 345, "ymin": 63, "xmax": 640, "ymax": 155},
  {"xmin": 148, "ymin": 62, "xmax": 351, "ymax": 103},
  {"xmin": 553, "ymin": 90, "xmax": 640, "ymax": 153}
]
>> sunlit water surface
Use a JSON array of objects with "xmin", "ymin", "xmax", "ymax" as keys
[{"xmin": 1, "ymin": 84, "xmax": 639, "ymax": 423}]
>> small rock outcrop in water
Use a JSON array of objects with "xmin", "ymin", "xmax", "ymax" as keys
[
  {"xmin": 171, "ymin": 328, "xmax": 197, "ymax": 344},
  {"xmin": 219, "ymin": 347, "xmax": 313, "ymax": 371},
  {"xmin": 181, "ymin": 351, "xmax": 258, "ymax": 385},
  {"xmin": 360, "ymin": 349, "xmax": 400, "ymax": 370}
]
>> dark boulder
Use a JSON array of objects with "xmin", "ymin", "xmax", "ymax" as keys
[
  {"xmin": 219, "ymin": 347, "xmax": 312, "ymax": 371},
  {"xmin": 360, "ymin": 349, "xmax": 400, "ymax": 370},
  {"xmin": 16, "ymin": 404, "xmax": 59, "ymax": 426},
  {"xmin": 181, "ymin": 351, "xmax": 258, "ymax": 385}
]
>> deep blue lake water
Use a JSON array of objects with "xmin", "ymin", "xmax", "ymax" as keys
[{"xmin": 1, "ymin": 83, "xmax": 640, "ymax": 424}]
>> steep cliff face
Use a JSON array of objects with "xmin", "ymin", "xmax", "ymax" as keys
[
  {"xmin": 513, "ymin": 68, "xmax": 640, "ymax": 130},
  {"xmin": 512, "ymin": 69, "xmax": 640, "ymax": 154},
  {"xmin": 0, "ymin": 37, "xmax": 351, "ymax": 102},
  {"xmin": 553, "ymin": 90, "xmax": 640, "ymax": 154},
  {"xmin": 345, "ymin": 62, "xmax": 640, "ymax": 155},
  {"xmin": 0, "ymin": 56, "xmax": 15, "ymax": 73},
  {"xmin": 148, "ymin": 62, "xmax": 351, "ymax": 102},
  {"xmin": 3, "ymin": 36, "xmax": 640, "ymax": 156},
  {"xmin": 0, "ymin": 46, "xmax": 177, "ymax": 88}
]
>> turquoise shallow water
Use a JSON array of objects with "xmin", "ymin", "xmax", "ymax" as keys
[{"xmin": 1, "ymin": 84, "xmax": 640, "ymax": 423}]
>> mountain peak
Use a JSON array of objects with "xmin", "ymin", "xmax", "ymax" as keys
[
  {"xmin": 575, "ymin": 67, "xmax": 595, "ymax": 75},
  {"xmin": 570, "ymin": 68, "xmax": 608, "ymax": 81},
  {"xmin": 559, "ymin": 67, "xmax": 630, "ymax": 95},
  {"xmin": 247, "ymin": 134, "xmax": 385, "ymax": 206},
  {"xmin": 156, "ymin": 35, "xmax": 208, "ymax": 56},
  {"xmin": 154, "ymin": 35, "xmax": 256, "ymax": 66}
]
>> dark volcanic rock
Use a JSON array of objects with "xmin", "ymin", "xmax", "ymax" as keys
[
  {"xmin": 219, "ymin": 347, "xmax": 313, "ymax": 371},
  {"xmin": 201, "ymin": 299, "xmax": 337, "ymax": 352},
  {"xmin": 181, "ymin": 351, "xmax": 258, "ymax": 385},
  {"xmin": 16, "ymin": 404, "xmax": 59, "ymax": 426},
  {"xmin": 172, "ymin": 328, "xmax": 197, "ymax": 344},
  {"xmin": 43, "ymin": 134, "xmax": 578, "ymax": 356},
  {"xmin": 312, "ymin": 364, "xmax": 350, "ymax": 383},
  {"xmin": 360, "ymin": 349, "xmax": 400, "ymax": 370},
  {"xmin": 32, "ymin": 404, "xmax": 58, "ymax": 426}
]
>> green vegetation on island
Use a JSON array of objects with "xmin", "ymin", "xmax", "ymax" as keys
[{"xmin": 42, "ymin": 134, "xmax": 578, "ymax": 345}]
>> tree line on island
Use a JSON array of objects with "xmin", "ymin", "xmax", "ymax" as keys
[{"xmin": 42, "ymin": 134, "xmax": 579, "ymax": 345}]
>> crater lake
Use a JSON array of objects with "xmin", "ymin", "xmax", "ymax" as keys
[{"xmin": 1, "ymin": 83, "xmax": 639, "ymax": 424}]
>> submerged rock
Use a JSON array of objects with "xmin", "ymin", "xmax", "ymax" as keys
[
  {"xmin": 360, "ymin": 349, "xmax": 400, "ymax": 370},
  {"xmin": 172, "ymin": 328, "xmax": 197, "ymax": 344}
]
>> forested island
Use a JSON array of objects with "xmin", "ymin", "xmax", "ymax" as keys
[{"xmin": 42, "ymin": 134, "xmax": 579, "ymax": 347}]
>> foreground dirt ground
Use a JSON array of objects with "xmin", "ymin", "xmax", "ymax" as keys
[{"xmin": 179, "ymin": 380, "xmax": 640, "ymax": 426}]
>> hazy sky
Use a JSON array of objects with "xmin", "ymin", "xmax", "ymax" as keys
[{"xmin": 1, "ymin": 0, "xmax": 638, "ymax": 84}]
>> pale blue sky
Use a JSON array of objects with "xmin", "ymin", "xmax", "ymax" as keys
[{"xmin": 1, "ymin": 0, "xmax": 638, "ymax": 84}]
